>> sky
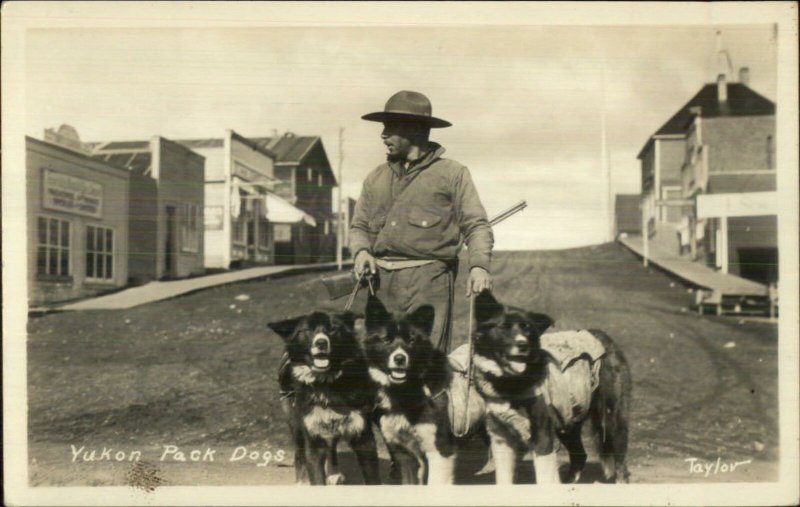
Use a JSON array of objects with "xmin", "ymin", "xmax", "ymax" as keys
[{"xmin": 24, "ymin": 24, "xmax": 777, "ymax": 250}]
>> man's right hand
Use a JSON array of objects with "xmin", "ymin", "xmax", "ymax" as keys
[{"xmin": 353, "ymin": 250, "xmax": 377, "ymax": 279}]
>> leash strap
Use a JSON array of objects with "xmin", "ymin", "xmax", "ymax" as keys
[
  {"xmin": 453, "ymin": 291, "xmax": 476, "ymax": 438},
  {"xmin": 343, "ymin": 270, "xmax": 376, "ymax": 311}
]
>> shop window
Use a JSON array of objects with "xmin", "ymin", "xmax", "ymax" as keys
[
  {"xmin": 37, "ymin": 217, "xmax": 71, "ymax": 278},
  {"xmin": 86, "ymin": 225, "xmax": 114, "ymax": 281},
  {"xmin": 232, "ymin": 216, "xmax": 246, "ymax": 244},
  {"xmin": 258, "ymin": 219, "xmax": 270, "ymax": 248},
  {"xmin": 181, "ymin": 203, "xmax": 201, "ymax": 252}
]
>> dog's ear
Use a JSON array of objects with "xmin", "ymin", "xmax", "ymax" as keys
[
  {"xmin": 267, "ymin": 316, "xmax": 303, "ymax": 341},
  {"xmin": 474, "ymin": 290, "xmax": 504, "ymax": 324},
  {"xmin": 335, "ymin": 311, "xmax": 361, "ymax": 334},
  {"xmin": 525, "ymin": 312, "xmax": 554, "ymax": 338},
  {"xmin": 364, "ymin": 294, "xmax": 391, "ymax": 334},
  {"xmin": 407, "ymin": 305, "xmax": 435, "ymax": 338}
]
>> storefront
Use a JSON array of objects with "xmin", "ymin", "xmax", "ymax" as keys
[
  {"xmin": 27, "ymin": 136, "xmax": 130, "ymax": 305},
  {"xmin": 696, "ymin": 191, "xmax": 778, "ymax": 285},
  {"xmin": 179, "ymin": 130, "xmax": 314, "ymax": 269}
]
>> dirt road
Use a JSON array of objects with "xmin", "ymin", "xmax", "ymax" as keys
[{"xmin": 27, "ymin": 244, "xmax": 779, "ymax": 486}]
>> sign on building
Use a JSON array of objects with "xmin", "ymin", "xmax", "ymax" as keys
[
  {"xmin": 42, "ymin": 169, "xmax": 103, "ymax": 218},
  {"xmin": 696, "ymin": 191, "xmax": 778, "ymax": 219}
]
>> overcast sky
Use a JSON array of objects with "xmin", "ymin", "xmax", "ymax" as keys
[{"xmin": 25, "ymin": 24, "xmax": 777, "ymax": 250}]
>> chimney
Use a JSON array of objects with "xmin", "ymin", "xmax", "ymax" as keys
[
  {"xmin": 717, "ymin": 73, "xmax": 728, "ymax": 104},
  {"xmin": 739, "ymin": 67, "xmax": 750, "ymax": 86}
]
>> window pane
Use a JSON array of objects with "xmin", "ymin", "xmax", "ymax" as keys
[
  {"xmin": 86, "ymin": 252, "xmax": 95, "ymax": 278},
  {"xmin": 105, "ymin": 229, "xmax": 113, "ymax": 252},
  {"xmin": 96, "ymin": 254, "xmax": 104, "ymax": 279},
  {"xmin": 48, "ymin": 247, "xmax": 58, "ymax": 274},
  {"xmin": 60, "ymin": 248, "xmax": 69, "ymax": 276},
  {"xmin": 96, "ymin": 228, "xmax": 104, "ymax": 251},
  {"xmin": 87, "ymin": 226, "xmax": 95, "ymax": 252},
  {"xmin": 49, "ymin": 219, "xmax": 59, "ymax": 246},
  {"xmin": 105, "ymin": 255, "xmax": 113, "ymax": 279},
  {"xmin": 38, "ymin": 218, "xmax": 47, "ymax": 244},
  {"xmin": 61, "ymin": 221, "xmax": 70, "ymax": 247},
  {"xmin": 37, "ymin": 247, "xmax": 48, "ymax": 275}
]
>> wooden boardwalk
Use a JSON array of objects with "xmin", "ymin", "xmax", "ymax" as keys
[
  {"xmin": 36, "ymin": 261, "xmax": 352, "ymax": 312},
  {"xmin": 619, "ymin": 226, "xmax": 768, "ymax": 297}
]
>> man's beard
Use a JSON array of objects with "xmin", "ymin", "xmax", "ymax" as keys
[{"xmin": 386, "ymin": 152, "xmax": 406, "ymax": 163}]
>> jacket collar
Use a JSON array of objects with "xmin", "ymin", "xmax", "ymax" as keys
[{"xmin": 388, "ymin": 142, "xmax": 446, "ymax": 177}]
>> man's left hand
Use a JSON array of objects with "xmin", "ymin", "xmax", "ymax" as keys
[{"xmin": 467, "ymin": 266, "xmax": 493, "ymax": 297}]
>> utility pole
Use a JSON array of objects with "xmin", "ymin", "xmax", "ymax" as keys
[
  {"xmin": 335, "ymin": 127, "xmax": 344, "ymax": 271},
  {"xmin": 601, "ymin": 63, "xmax": 614, "ymax": 242}
]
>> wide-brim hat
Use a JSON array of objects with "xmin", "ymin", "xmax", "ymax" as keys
[{"xmin": 361, "ymin": 90, "xmax": 452, "ymax": 128}]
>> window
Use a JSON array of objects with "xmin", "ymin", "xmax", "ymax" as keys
[
  {"xmin": 37, "ymin": 217, "xmax": 71, "ymax": 277},
  {"xmin": 318, "ymin": 173, "xmax": 323, "ymax": 187},
  {"xmin": 181, "ymin": 203, "xmax": 201, "ymax": 252},
  {"xmin": 258, "ymin": 218, "xmax": 270, "ymax": 248},
  {"xmin": 86, "ymin": 225, "xmax": 114, "ymax": 281},
  {"xmin": 232, "ymin": 193, "xmax": 246, "ymax": 244},
  {"xmin": 307, "ymin": 168, "xmax": 313, "ymax": 182}
]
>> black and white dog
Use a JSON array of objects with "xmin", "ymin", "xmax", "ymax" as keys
[
  {"xmin": 358, "ymin": 295, "xmax": 456, "ymax": 485},
  {"xmin": 269, "ymin": 310, "xmax": 381, "ymax": 485},
  {"xmin": 470, "ymin": 291, "xmax": 632, "ymax": 484}
]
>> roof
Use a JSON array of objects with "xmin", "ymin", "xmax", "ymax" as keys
[
  {"xmin": 249, "ymin": 135, "xmax": 321, "ymax": 165},
  {"xmin": 250, "ymin": 133, "xmax": 335, "ymax": 185},
  {"xmin": 92, "ymin": 152, "xmax": 152, "ymax": 175},
  {"xmin": 96, "ymin": 140, "xmax": 150, "ymax": 151},
  {"xmin": 638, "ymin": 82, "xmax": 775, "ymax": 159},
  {"xmin": 177, "ymin": 138, "xmax": 225, "ymax": 149},
  {"xmin": 26, "ymin": 136, "xmax": 131, "ymax": 177}
]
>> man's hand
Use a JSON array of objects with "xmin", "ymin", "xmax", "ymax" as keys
[
  {"xmin": 467, "ymin": 266, "xmax": 492, "ymax": 297},
  {"xmin": 353, "ymin": 250, "xmax": 377, "ymax": 279}
]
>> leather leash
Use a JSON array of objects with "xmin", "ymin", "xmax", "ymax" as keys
[{"xmin": 453, "ymin": 291, "xmax": 476, "ymax": 438}]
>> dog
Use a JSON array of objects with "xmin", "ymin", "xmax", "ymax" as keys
[
  {"xmin": 470, "ymin": 291, "xmax": 632, "ymax": 484},
  {"xmin": 268, "ymin": 310, "xmax": 381, "ymax": 485},
  {"xmin": 358, "ymin": 294, "xmax": 456, "ymax": 485}
]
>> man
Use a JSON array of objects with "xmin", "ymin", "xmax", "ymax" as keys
[{"xmin": 350, "ymin": 90, "xmax": 493, "ymax": 352}]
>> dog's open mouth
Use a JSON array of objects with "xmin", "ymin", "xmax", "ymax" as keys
[
  {"xmin": 311, "ymin": 355, "xmax": 330, "ymax": 372},
  {"xmin": 389, "ymin": 368, "xmax": 407, "ymax": 383}
]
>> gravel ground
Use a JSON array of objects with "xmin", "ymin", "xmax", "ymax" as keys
[{"xmin": 27, "ymin": 243, "xmax": 779, "ymax": 486}]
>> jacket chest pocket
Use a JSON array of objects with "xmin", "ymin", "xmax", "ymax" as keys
[{"xmin": 408, "ymin": 208, "xmax": 443, "ymax": 228}]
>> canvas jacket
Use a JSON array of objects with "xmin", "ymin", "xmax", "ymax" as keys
[{"xmin": 349, "ymin": 143, "xmax": 493, "ymax": 272}]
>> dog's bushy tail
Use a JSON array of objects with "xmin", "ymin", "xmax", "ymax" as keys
[{"xmin": 588, "ymin": 330, "xmax": 632, "ymax": 483}]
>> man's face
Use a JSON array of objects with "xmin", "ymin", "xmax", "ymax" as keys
[{"xmin": 381, "ymin": 121, "xmax": 426, "ymax": 161}]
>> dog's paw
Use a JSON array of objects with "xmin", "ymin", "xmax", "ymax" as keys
[{"xmin": 326, "ymin": 473, "xmax": 346, "ymax": 485}]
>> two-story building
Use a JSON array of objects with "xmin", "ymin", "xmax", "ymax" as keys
[
  {"xmin": 27, "ymin": 129, "xmax": 131, "ymax": 305},
  {"xmin": 638, "ymin": 67, "xmax": 777, "ymax": 285},
  {"xmin": 92, "ymin": 136, "xmax": 206, "ymax": 283},
  {"xmin": 178, "ymin": 131, "xmax": 315, "ymax": 269},
  {"xmin": 250, "ymin": 133, "xmax": 336, "ymax": 264}
]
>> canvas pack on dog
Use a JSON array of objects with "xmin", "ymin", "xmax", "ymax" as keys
[
  {"xmin": 269, "ymin": 310, "xmax": 381, "ymax": 485},
  {"xmin": 469, "ymin": 291, "xmax": 632, "ymax": 484}
]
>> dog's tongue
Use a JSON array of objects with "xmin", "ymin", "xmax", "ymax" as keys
[
  {"xmin": 313, "ymin": 358, "xmax": 330, "ymax": 369},
  {"xmin": 508, "ymin": 360, "xmax": 526, "ymax": 373}
]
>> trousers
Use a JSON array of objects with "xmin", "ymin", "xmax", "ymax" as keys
[{"xmin": 376, "ymin": 260, "xmax": 457, "ymax": 353}]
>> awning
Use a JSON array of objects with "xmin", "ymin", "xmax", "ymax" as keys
[{"xmin": 265, "ymin": 193, "xmax": 317, "ymax": 227}]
